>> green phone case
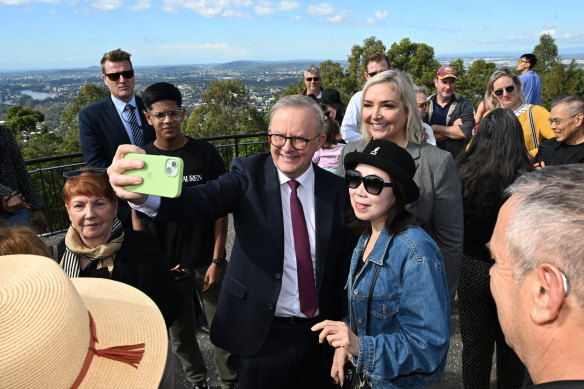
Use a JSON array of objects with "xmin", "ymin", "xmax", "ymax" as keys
[{"xmin": 123, "ymin": 153, "xmax": 184, "ymax": 198}]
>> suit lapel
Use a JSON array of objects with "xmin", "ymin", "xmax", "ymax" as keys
[
  {"xmin": 314, "ymin": 166, "xmax": 334, "ymax": 294},
  {"xmin": 264, "ymin": 157, "xmax": 285, "ymax": 260}
]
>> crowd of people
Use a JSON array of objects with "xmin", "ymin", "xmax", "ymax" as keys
[{"xmin": 1, "ymin": 48, "xmax": 584, "ymax": 389}]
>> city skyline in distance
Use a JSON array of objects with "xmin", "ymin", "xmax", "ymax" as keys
[{"xmin": 1, "ymin": 0, "xmax": 583, "ymax": 71}]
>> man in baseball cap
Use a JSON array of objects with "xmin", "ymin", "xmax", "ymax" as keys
[{"xmin": 427, "ymin": 65, "xmax": 475, "ymax": 157}]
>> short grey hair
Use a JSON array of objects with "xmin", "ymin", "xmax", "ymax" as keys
[
  {"xmin": 485, "ymin": 68, "xmax": 526, "ymax": 111},
  {"xmin": 270, "ymin": 95, "xmax": 325, "ymax": 135},
  {"xmin": 304, "ymin": 64, "xmax": 321, "ymax": 78},
  {"xmin": 413, "ymin": 85, "xmax": 427, "ymax": 96},
  {"xmin": 551, "ymin": 95, "xmax": 584, "ymax": 118},
  {"xmin": 504, "ymin": 165, "xmax": 584, "ymax": 305},
  {"xmin": 360, "ymin": 70, "xmax": 424, "ymax": 145}
]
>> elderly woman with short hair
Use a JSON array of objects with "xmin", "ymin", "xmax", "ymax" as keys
[{"xmin": 55, "ymin": 168, "xmax": 180, "ymax": 327}]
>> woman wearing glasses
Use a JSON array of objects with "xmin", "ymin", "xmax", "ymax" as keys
[
  {"xmin": 53, "ymin": 168, "xmax": 180, "ymax": 327},
  {"xmin": 337, "ymin": 70, "xmax": 463, "ymax": 303},
  {"xmin": 484, "ymin": 67, "xmax": 554, "ymax": 155},
  {"xmin": 313, "ymin": 139, "xmax": 450, "ymax": 388}
]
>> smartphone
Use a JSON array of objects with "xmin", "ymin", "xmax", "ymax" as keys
[{"xmin": 122, "ymin": 153, "xmax": 184, "ymax": 198}]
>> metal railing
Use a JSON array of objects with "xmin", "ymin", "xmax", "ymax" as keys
[{"xmin": 25, "ymin": 133, "xmax": 269, "ymax": 236}]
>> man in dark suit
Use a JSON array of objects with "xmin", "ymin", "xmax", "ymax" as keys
[
  {"xmin": 107, "ymin": 95, "xmax": 355, "ymax": 389},
  {"xmin": 79, "ymin": 48, "xmax": 155, "ymax": 224}
]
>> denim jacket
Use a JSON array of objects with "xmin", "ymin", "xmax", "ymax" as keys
[{"xmin": 346, "ymin": 225, "xmax": 451, "ymax": 388}]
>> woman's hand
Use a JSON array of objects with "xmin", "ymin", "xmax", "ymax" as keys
[
  {"xmin": 311, "ymin": 320, "xmax": 360, "ymax": 357},
  {"xmin": 107, "ymin": 144, "xmax": 149, "ymax": 205},
  {"xmin": 331, "ymin": 347, "xmax": 350, "ymax": 386}
]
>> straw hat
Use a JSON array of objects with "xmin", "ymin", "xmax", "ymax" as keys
[{"xmin": 0, "ymin": 254, "xmax": 168, "ymax": 388}]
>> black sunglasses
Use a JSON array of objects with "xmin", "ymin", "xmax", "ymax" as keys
[
  {"xmin": 104, "ymin": 69, "xmax": 135, "ymax": 81},
  {"xmin": 494, "ymin": 85, "xmax": 515, "ymax": 96},
  {"xmin": 63, "ymin": 168, "xmax": 107, "ymax": 179},
  {"xmin": 345, "ymin": 170, "xmax": 392, "ymax": 195},
  {"xmin": 305, "ymin": 77, "xmax": 320, "ymax": 82},
  {"xmin": 367, "ymin": 71, "xmax": 379, "ymax": 78}
]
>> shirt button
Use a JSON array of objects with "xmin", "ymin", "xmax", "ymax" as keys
[
  {"xmin": 268, "ymin": 303, "xmax": 274, "ymax": 310},
  {"xmin": 353, "ymin": 289, "xmax": 359, "ymax": 295},
  {"xmin": 357, "ymin": 318, "xmax": 363, "ymax": 324},
  {"xmin": 275, "ymin": 273, "xmax": 281, "ymax": 279}
]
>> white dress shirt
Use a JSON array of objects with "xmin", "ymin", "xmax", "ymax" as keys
[
  {"xmin": 341, "ymin": 91, "xmax": 363, "ymax": 143},
  {"xmin": 275, "ymin": 165, "xmax": 319, "ymax": 318},
  {"xmin": 111, "ymin": 94, "xmax": 143, "ymax": 145}
]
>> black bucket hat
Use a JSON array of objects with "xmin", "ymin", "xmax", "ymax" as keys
[{"xmin": 344, "ymin": 139, "xmax": 419, "ymax": 204}]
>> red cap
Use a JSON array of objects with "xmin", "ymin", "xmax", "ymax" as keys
[{"xmin": 436, "ymin": 65, "xmax": 458, "ymax": 80}]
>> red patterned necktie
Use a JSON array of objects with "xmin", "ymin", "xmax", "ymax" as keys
[{"xmin": 288, "ymin": 180, "xmax": 318, "ymax": 318}]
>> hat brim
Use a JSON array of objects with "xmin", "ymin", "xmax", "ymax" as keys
[
  {"xmin": 72, "ymin": 277, "xmax": 168, "ymax": 389},
  {"xmin": 344, "ymin": 152, "xmax": 420, "ymax": 204},
  {"xmin": 436, "ymin": 74, "xmax": 458, "ymax": 80}
]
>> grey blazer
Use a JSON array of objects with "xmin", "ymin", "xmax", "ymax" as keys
[{"xmin": 338, "ymin": 140, "xmax": 463, "ymax": 301}]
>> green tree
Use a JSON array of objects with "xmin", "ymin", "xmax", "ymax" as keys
[
  {"xmin": 345, "ymin": 36, "xmax": 386, "ymax": 95},
  {"xmin": 456, "ymin": 59, "xmax": 497, "ymax": 107},
  {"xmin": 61, "ymin": 82, "xmax": 109, "ymax": 130},
  {"xmin": 319, "ymin": 59, "xmax": 352, "ymax": 104},
  {"xmin": 4, "ymin": 105, "xmax": 44, "ymax": 139},
  {"xmin": 386, "ymin": 38, "xmax": 440, "ymax": 93},
  {"xmin": 533, "ymin": 33, "xmax": 559, "ymax": 75},
  {"xmin": 541, "ymin": 61, "xmax": 584, "ymax": 109},
  {"xmin": 185, "ymin": 79, "xmax": 267, "ymax": 139},
  {"xmin": 57, "ymin": 82, "xmax": 109, "ymax": 154}
]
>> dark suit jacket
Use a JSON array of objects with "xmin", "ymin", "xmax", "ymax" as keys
[
  {"xmin": 79, "ymin": 96, "xmax": 155, "ymax": 222},
  {"xmin": 154, "ymin": 153, "xmax": 355, "ymax": 357},
  {"xmin": 79, "ymin": 95, "xmax": 155, "ymax": 168}
]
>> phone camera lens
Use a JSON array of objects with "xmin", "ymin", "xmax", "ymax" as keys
[{"xmin": 171, "ymin": 161, "xmax": 177, "ymax": 168}]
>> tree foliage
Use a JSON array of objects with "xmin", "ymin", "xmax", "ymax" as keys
[
  {"xmin": 185, "ymin": 79, "xmax": 267, "ymax": 138},
  {"xmin": 533, "ymin": 34, "xmax": 559, "ymax": 75},
  {"xmin": 455, "ymin": 59, "xmax": 497, "ymax": 107},
  {"xmin": 345, "ymin": 36, "xmax": 386, "ymax": 94},
  {"xmin": 387, "ymin": 38, "xmax": 441, "ymax": 93},
  {"xmin": 5, "ymin": 105, "xmax": 44, "ymax": 138},
  {"xmin": 61, "ymin": 82, "xmax": 109, "ymax": 130}
]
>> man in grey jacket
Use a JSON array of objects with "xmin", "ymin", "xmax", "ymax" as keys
[{"xmin": 427, "ymin": 65, "xmax": 475, "ymax": 158}]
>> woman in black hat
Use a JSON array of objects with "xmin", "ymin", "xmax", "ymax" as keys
[{"xmin": 313, "ymin": 139, "xmax": 451, "ymax": 388}]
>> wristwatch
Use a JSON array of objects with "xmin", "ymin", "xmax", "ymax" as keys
[{"xmin": 211, "ymin": 257, "xmax": 227, "ymax": 266}]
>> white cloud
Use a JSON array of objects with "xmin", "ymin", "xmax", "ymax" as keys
[
  {"xmin": 326, "ymin": 10, "xmax": 347, "ymax": 24},
  {"xmin": 0, "ymin": 0, "xmax": 30, "ymax": 4},
  {"xmin": 129, "ymin": 0, "xmax": 150, "ymax": 10},
  {"xmin": 90, "ymin": 0, "xmax": 123, "ymax": 10},
  {"xmin": 538, "ymin": 28, "xmax": 556, "ymax": 37},
  {"xmin": 563, "ymin": 32, "xmax": 584, "ymax": 39},
  {"xmin": 162, "ymin": 0, "xmax": 251, "ymax": 18},
  {"xmin": 254, "ymin": 0, "xmax": 299, "ymax": 15},
  {"xmin": 162, "ymin": 42, "xmax": 251, "ymax": 57},
  {"xmin": 374, "ymin": 10, "xmax": 386, "ymax": 20},
  {"xmin": 365, "ymin": 17, "xmax": 375, "ymax": 25},
  {"xmin": 307, "ymin": 2, "xmax": 333, "ymax": 16}
]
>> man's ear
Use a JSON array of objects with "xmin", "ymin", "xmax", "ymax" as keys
[
  {"xmin": 530, "ymin": 263, "xmax": 566, "ymax": 325},
  {"xmin": 315, "ymin": 133, "xmax": 326, "ymax": 151}
]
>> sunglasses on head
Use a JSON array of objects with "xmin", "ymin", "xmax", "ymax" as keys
[
  {"xmin": 305, "ymin": 77, "xmax": 320, "ymax": 82},
  {"xmin": 345, "ymin": 170, "xmax": 392, "ymax": 195},
  {"xmin": 494, "ymin": 85, "xmax": 515, "ymax": 96},
  {"xmin": 104, "ymin": 69, "xmax": 134, "ymax": 81}
]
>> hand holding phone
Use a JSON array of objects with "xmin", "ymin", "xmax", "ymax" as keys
[{"xmin": 122, "ymin": 153, "xmax": 184, "ymax": 198}]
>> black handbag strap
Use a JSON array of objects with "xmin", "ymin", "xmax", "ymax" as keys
[{"xmin": 351, "ymin": 234, "xmax": 394, "ymax": 336}]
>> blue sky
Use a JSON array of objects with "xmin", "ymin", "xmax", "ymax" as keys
[{"xmin": 1, "ymin": 0, "xmax": 583, "ymax": 70}]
